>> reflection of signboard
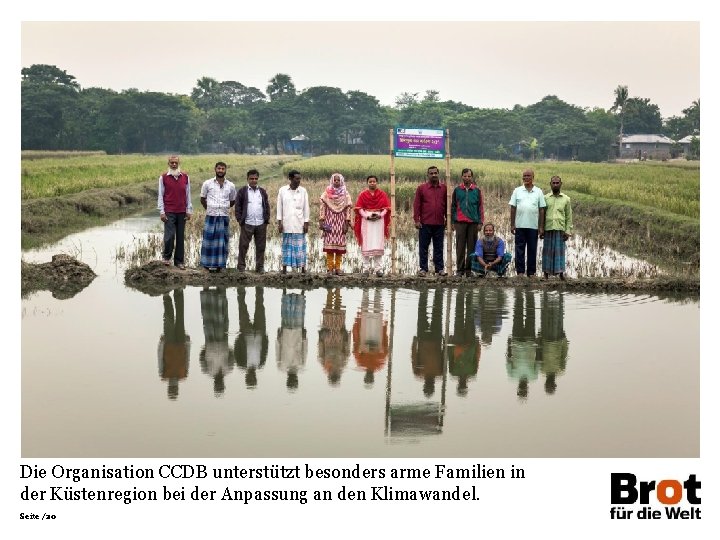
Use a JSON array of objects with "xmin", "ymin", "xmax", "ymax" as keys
[
  {"xmin": 394, "ymin": 127, "xmax": 445, "ymax": 158},
  {"xmin": 387, "ymin": 402, "xmax": 443, "ymax": 437}
]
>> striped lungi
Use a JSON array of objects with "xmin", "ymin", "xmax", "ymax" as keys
[
  {"xmin": 200, "ymin": 287, "xmax": 229, "ymax": 341},
  {"xmin": 200, "ymin": 215, "xmax": 230, "ymax": 269},
  {"xmin": 542, "ymin": 230, "xmax": 566, "ymax": 274},
  {"xmin": 281, "ymin": 293, "xmax": 306, "ymax": 327},
  {"xmin": 282, "ymin": 233, "xmax": 307, "ymax": 268}
]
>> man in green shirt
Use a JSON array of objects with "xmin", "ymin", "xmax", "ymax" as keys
[{"xmin": 540, "ymin": 175, "xmax": 573, "ymax": 280}]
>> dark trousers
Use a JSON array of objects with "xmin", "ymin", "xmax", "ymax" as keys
[
  {"xmin": 162, "ymin": 212, "xmax": 186, "ymax": 265},
  {"xmin": 454, "ymin": 222, "xmax": 479, "ymax": 273},
  {"xmin": 163, "ymin": 288, "xmax": 186, "ymax": 341},
  {"xmin": 512, "ymin": 289, "xmax": 537, "ymax": 339},
  {"xmin": 419, "ymin": 224, "xmax": 445, "ymax": 272},
  {"xmin": 237, "ymin": 223, "xmax": 267, "ymax": 271},
  {"xmin": 514, "ymin": 228, "xmax": 539, "ymax": 275}
]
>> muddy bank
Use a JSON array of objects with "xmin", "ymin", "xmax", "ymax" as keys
[
  {"xmin": 124, "ymin": 260, "xmax": 700, "ymax": 297},
  {"xmin": 21, "ymin": 254, "xmax": 97, "ymax": 299},
  {"xmin": 21, "ymin": 182, "xmax": 157, "ymax": 249}
]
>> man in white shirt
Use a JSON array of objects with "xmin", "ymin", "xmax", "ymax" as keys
[
  {"xmin": 276, "ymin": 170, "xmax": 310, "ymax": 274},
  {"xmin": 235, "ymin": 169, "xmax": 270, "ymax": 273},
  {"xmin": 199, "ymin": 287, "xmax": 233, "ymax": 396},
  {"xmin": 276, "ymin": 290, "xmax": 307, "ymax": 390},
  {"xmin": 200, "ymin": 162, "xmax": 237, "ymax": 272}
]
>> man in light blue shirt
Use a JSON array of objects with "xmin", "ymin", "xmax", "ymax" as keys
[{"xmin": 509, "ymin": 169, "xmax": 546, "ymax": 277}]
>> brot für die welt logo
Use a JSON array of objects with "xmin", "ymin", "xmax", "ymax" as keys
[{"xmin": 610, "ymin": 473, "xmax": 701, "ymax": 520}]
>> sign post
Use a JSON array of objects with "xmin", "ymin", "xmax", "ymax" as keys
[
  {"xmin": 445, "ymin": 130, "xmax": 452, "ymax": 271},
  {"xmin": 389, "ymin": 129, "xmax": 397, "ymax": 274}
]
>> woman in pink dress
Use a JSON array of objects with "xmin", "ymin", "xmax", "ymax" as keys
[{"xmin": 319, "ymin": 173, "xmax": 353, "ymax": 275}]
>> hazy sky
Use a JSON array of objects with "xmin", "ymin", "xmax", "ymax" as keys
[{"xmin": 20, "ymin": 21, "xmax": 699, "ymax": 118}]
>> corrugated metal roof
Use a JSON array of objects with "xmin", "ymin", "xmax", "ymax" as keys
[
  {"xmin": 677, "ymin": 135, "xmax": 699, "ymax": 144},
  {"xmin": 621, "ymin": 134, "xmax": 676, "ymax": 144}
]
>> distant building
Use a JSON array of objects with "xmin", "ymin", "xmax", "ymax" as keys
[
  {"xmin": 677, "ymin": 134, "xmax": 700, "ymax": 157},
  {"xmin": 619, "ymin": 134, "xmax": 675, "ymax": 160},
  {"xmin": 286, "ymin": 134, "xmax": 309, "ymax": 155}
]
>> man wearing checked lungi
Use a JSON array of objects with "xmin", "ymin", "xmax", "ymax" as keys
[
  {"xmin": 200, "ymin": 162, "xmax": 237, "ymax": 272},
  {"xmin": 540, "ymin": 175, "xmax": 573, "ymax": 280},
  {"xmin": 277, "ymin": 170, "xmax": 310, "ymax": 274}
]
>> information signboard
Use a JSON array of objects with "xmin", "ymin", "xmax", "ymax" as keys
[{"xmin": 394, "ymin": 127, "xmax": 445, "ymax": 158}]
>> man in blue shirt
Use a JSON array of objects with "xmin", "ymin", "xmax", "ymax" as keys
[
  {"xmin": 471, "ymin": 223, "xmax": 512, "ymax": 277},
  {"xmin": 509, "ymin": 169, "xmax": 546, "ymax": 277}
]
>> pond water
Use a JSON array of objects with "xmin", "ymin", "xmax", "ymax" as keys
[{"xmin": 21, "ymin": 216, "xmax": 698, "ymax": 458}]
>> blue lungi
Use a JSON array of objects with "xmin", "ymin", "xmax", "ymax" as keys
[
  {"xmin": 200, "ymin": 215, "xmax": 230, "ymax": 269},
  {"xmin": 282, "ymin": 233, "xmax": 307, "ymax": 268}
]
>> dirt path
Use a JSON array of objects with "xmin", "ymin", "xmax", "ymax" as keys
[
  {"xmin": 123, "ymin": 261, "xmax": 699, "ymax": 296},
  {"xmin": 21, "ymin": 255, "xmax": 699, "ymax": 298}
]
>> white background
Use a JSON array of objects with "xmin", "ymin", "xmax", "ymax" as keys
[{"xmin": 3, "ymin": 1, "xmax": 716, "ymax": 538}]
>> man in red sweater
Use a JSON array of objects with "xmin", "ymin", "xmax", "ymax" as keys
[{"xmin": 158, "ymin": 155, "xmax": 193, "ymax": 269}]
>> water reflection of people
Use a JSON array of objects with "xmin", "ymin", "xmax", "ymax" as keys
[
  {"xmin": 538, "ymin": 291, "xmax": 569, "ymax": 395},
  {"xmin": 276, "ymin": 289, "xmax": 307, "ymax": 391},
  {"xmin": 506, "ymin": 290, "xmax": 539, "ymax": 401},
  {"xmin": 473, "ymin": 288, "xmax": 508, "ymax": 346},
  {"xmin": 199, "ymin": 287, "xmax": 233, "ymax": 397},
  {"xmin": 318, "ymin": 288, "xmax": 350, "ymax": 386},
  {"xmin": 352, "ymin": 289, "xmax": 388, "ymax": 387},
  {"xmin": 234, "ymin": 287, "xmax": 268, "ymax": 389},
  {"xmin": 412, "ymin": 288, "xmax": 445, "ymax": 398},
  {"xmin": 448, "ymin": 289, "xmax": 480, "ymax": 397},
  {"xmin": 157, "ymin": 289, "xmax": 191, "ymax": 400}
]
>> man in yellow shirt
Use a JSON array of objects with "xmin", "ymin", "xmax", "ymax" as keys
[{"xmin": 540, "ymin": 176, "xmax": 573, "ymax": 280}]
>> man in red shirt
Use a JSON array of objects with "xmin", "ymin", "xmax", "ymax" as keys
[{"xmin": 413, "ymin": 166, "xmax": 448, "ymax": 276}]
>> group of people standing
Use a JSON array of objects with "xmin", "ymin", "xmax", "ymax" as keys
[
  {"xmin": 509, "ymin": 169, "xmax": 574, "ymax": 280},
  {"xmin": 413, "ymin": 165, "xmax": 573, "ymax": 280},
  {"xmin": 158, "ymin": 155, "xmax": 573, "ymax": 279},
  {"xmin": 158, "ymin": 157, "xmax": 242, "ymax": 272},
  {"xmin": 274, "ymin": 170, "xmax": 392, "ymax": 276},
  {"xmin": 158, "ymin": 155, "xmax": 392, "ymax": 276}
]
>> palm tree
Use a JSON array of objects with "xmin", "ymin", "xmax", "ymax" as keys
[
  {"xmin": 266, "ymin": 74, "xmax": 296, "ymax": 101},
  {"xmin": 191, "ymin": 77, "xmax": 221, "ymax": 111},
  {"xmin": 610, "ymin": 85, "xmax": 629, "ymax": 157}
]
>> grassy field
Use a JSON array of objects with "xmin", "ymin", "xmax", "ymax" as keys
[
  {"xmin": 285, "ymin": 155, "xmax": 699, "ymax": 219},
  {"xmin": 21, "ymin": 152, "xmax": 700, "ymax": 274},
  {"xmin": 20, "ymin": 153, "xmax": 302, "ymax": 248},
  {"xmin": 21, "ymin": 153, "xmax": 299, "ymax": 199}
]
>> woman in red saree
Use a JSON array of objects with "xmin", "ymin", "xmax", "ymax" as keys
[{"xmin": 354, "ymin": 175, "xmax": 391, "ymax": 276}]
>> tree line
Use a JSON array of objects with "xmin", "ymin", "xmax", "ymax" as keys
[{"xmin": 21, "ymin": 64, "xmax": 700, "ymax": 161}]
